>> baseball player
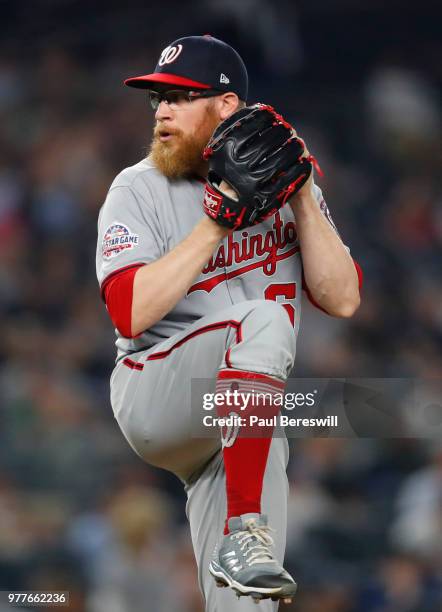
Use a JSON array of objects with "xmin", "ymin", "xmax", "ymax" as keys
[{"xmin": 96, "ymin": 35, "xmax": 362, "ymax": 610}]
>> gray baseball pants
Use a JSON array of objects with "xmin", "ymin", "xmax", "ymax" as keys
[{"xmin": 110, "ymin": 300, "xmax": 296, "ymax": 611}]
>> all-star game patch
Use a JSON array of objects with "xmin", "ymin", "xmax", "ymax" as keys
[{"xmin": 102, "ymin": 223, "xmax": 139, "ymax": 259}]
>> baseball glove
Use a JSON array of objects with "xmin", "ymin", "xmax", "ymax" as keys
[{"xmin": 202, "ymin": 103, "xmax": 320, "ymax": 230}]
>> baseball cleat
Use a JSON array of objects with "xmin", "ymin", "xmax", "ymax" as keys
[{"xmin": 209, "ymin": 513, "xmax": 297, "ymax": 602}]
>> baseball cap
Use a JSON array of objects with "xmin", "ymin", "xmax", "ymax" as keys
[{"xmin": 124, "ymin": 35, "xmax": 248, "ymax": 101}]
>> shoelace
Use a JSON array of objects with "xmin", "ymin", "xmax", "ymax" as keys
[{"xmin": 231, "ymin": 519, "xmax": 277, "ymax": 566}]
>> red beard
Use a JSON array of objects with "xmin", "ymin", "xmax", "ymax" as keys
[{"xmin": 148, "ymin": 105, "xmax": 220, "ymax": 180}]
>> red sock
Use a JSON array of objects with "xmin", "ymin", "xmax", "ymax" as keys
[
  {"xmin": 223, "ymin": 437, "xmax": 272, "ymax": 532},
  {"xmin": 215, "ymin": 370, "xmax": 285, "ymax": 534}
]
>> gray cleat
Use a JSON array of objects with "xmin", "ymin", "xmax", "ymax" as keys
[{"xmin": 209, "ymin": 513, "xmax": 297, "ymax": 603}]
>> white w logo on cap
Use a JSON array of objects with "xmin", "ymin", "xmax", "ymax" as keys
[{"xmin": 158, "ymin": 44, "xmax": 183, "ymax": 66}]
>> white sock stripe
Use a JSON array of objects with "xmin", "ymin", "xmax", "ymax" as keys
[
  {"xmin": 215, "ymin": 380, "xmax": 281, "ymax": 390},
  {"xmin": 214, "ymin": 385, "xmax": 284, "ymax": 399},
  {"xmin": 215, "ymin": 379, "xmax": 283, "ymax": 390}
]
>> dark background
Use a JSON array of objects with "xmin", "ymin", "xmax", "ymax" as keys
[{"xmin": 0, "ymin": 1, "xmax": 441, "ymax": 611}]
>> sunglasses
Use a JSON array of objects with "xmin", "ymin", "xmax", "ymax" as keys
[{"xmin": 148, "ymin": 89, "xmax": 222, "ymax": 111}]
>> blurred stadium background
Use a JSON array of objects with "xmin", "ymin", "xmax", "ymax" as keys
[{"xmin": 0, "ymin": 1, "xmax": 441, "ymax": 610}]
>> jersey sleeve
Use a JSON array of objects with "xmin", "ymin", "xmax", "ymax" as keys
[
  {"xmin": 311, "ymin": 184, "xmax": 361, "ymax": 278},
  {"xmin": 96, "ymin": 184, "xmax": 164, "ymax": 294},
  {"xmin": 302, "ymin": 183, "xmax": 363, "ymax": 313},
  {"xmin": 312, "ymin": 183, "xmax": 342, "ymax": 240}
]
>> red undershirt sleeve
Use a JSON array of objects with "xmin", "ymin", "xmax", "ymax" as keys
[{"xmin": 102, "ymin": 264, "xmax": 144, "ymax": 338}]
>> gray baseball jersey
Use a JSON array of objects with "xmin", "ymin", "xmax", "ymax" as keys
[
  {"xmin": 96, "ymin": 157, "xmax": 343, "ymax": 612},
  {"xmin": 96, "ymin": 157, "xmax": 339, "ymax": 360}
]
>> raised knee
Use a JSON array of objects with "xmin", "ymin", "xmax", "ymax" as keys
[
  {"xmin": 226, "ymin": 300, "xmax": 296, "ymax": 377},
  {"xmin": 250, "ymin": 299, "xmax": 293, "ymax": 333},
  {"xmin": 245, "ymin": 300, "xmax": 296, "ymax": 359}
]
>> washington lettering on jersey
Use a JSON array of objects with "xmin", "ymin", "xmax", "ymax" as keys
[
  {"xmin": 96, "ymin": 159, "xmax": 342, "ymax": 359},
  {"xmin": 190, "ymin": 212, "xmax": 299, "ymax": 294}
]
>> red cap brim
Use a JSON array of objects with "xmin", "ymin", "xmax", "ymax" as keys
[{"xmin": 124, "ymin": 73, "xmax": 211, "ymax": 90}]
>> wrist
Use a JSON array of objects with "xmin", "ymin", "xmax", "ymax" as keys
[
  {"xmin": 289, "ymin": 186, "xmax": 316, "ymax": 215},
  {"xmin": 199, "ymin": 216, "xmax": 231, "ymax": 241}
]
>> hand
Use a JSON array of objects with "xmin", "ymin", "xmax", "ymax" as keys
[
  {"xmin": 289, "ymin": 171, "xmax": 313, "ymax": 205},
  {"xmin": 218, "ymin": 180, "xmax": 239, "ymax": 201},
  {"xmin": 205, "ymin": 180, "xmax": 237, "ymax": 235},
  {"xmin": 288, "ymin": 134, "xmax": 314, "ymax": 205},
  {"xmin": 203, "ymin": 103, "xmax": 312, "ymax": 230}
]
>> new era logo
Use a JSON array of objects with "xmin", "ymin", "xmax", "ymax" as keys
[{"xmin": 220, "ymin": 73, "xmax": 230, "ymax": 84}]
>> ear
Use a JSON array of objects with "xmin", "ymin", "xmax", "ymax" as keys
[{"xmin": 217, "ymin": 92, "xmax": 241, "ymax": 120}]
